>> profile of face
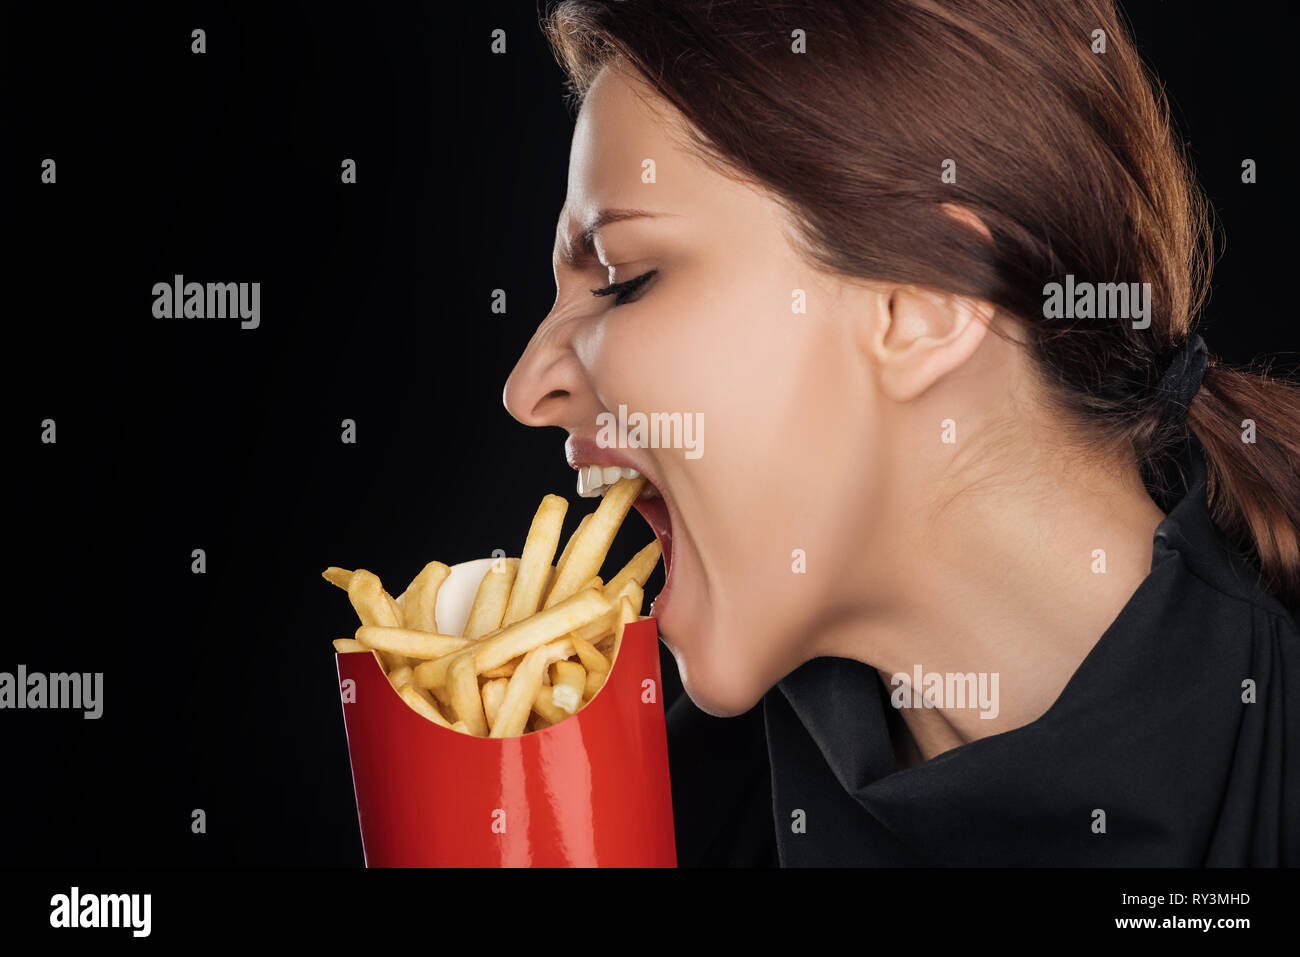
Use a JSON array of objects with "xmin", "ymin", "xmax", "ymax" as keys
[{"xmin": 504, "ymin": 63, "xmax": 1002, "ymax": 717}]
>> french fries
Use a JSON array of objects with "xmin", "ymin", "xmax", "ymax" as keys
[
  {"xmin": 323, "ymin": 477, "xmax": 660, "ymax": 737},
  {"xmin": 549, "ymin": 513, "xmax": 591, "ymax": 599},
  {"xmin": 398, "ymin": 561, "xmax": 450, "ymax": 632},
  {"xmin": 502, "ymin": 495, "xmax": 567, "ymax": 626},
  {"xmin": 400, "ymin": 684, "xmax": 452, "ymax": 729},
  {"xmin": 544, "ymin": 476, "xmax": 645, "ymax": 608},
  {"xmin": 355, "ymin": 627, "xmax": 469, "ymax": 660},
  {"xmin": 550, "ymin": 660, "xmax": 587, "ymax": 714},
  {"xmin": 463, "ymin": 558, "xmax": 517, "ymax": 639},
  {"xmin": 481, "ymin": 677, "xmax": 508, "ymax": 729},
  {"xmin": 345, "ymin": 570, "xmax": 406, "ymax": 671},
  {"xmin": 447, "ymin": 652, "xmax": 490, "ymax": 737},
  {"xmin": 570, "ymin": 636, "xmax": 609, "ymax": 675}
]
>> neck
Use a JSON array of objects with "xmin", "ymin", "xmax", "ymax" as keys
[{"xmin": 822, "ymin": 434, "xmax": 1165, "ymax": 766}]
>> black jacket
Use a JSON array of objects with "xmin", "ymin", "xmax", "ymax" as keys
[{"xmin": 666, "ymin": 435, "xmax": 1299, "ymax": 866}]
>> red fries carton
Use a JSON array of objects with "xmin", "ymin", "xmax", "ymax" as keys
[{"xmin": 334, "ymin": 559, "xmax": 676, "ymax": 867}]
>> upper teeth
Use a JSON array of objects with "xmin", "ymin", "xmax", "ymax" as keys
[{"xmin": 577, "ymin": 465, "xmax": 642, "ymax": 498}]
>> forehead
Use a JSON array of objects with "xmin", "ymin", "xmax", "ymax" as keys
[
  {"xmin": 556, "ymin": 66, "xmax": 691, "ymax": 247},
  {"xmin": 551, "ymin": 65, "xmax": 797, "ymax": 271}
]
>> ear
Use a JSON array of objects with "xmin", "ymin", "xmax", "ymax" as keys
[{"xmin": 869, "ymin": 285, "xmax": 995, "ymax": 404}]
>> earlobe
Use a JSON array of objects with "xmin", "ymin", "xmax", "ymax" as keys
[{"xmin": 873, "ymin": 286, "xmax": 994, "ymax": 404}]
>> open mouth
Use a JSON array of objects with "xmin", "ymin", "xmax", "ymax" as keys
[
  {"xmin": 569, "ymin": 457, "xmax": 675, "ymax": 586},
  {"xmin": 630, "ymin": 488, "xmax": 673, "ymax": 582}
]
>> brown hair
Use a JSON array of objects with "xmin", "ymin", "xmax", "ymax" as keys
[{"xmin": 542, "ymin": 0, "xmax": 1300, "ymax": 611}]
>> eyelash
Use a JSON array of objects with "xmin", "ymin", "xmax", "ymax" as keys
[{"xmin": 591, "ymin": 269, "xmax": 658, "ymax": 307}]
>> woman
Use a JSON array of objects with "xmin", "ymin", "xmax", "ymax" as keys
[{"xmin": 504, "ymin": 0, "xmax": 1300, "ymax": 865}]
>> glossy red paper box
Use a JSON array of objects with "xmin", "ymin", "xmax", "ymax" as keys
[{"xmin": 335, "ymin": 616, "xmax": 677, "ymax": 867}]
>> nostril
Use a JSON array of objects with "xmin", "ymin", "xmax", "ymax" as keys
[
  {"xmin": 504, "ymin": 384, "xmax": 573, "ymax": 428},
  {"xmin": 529, "ymin": 388, "xmax": 570, "ymax": 422}
]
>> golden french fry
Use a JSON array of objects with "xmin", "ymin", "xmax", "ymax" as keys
[
  {"xmin": 567, "ymin": 580, "xmax": 643, "ymax": 645},
  {"xmin": 598, "ymin": 574, "xmax": 644, "ymax": 613},
  {"xmin": 529, "ymin": 713, "xmax": 552, "ymax": 733},
  {"xmin": 416, "ymin": 649, "xmax": 471, "ymax": 691},
  {"xmin": 347, "ymin": 569, "xmax": 405, "ymax": 670},
  {"xmin": 355, "ymin": 626, "xmax": 470, "ymax": 660},
  {"xmin": 399, "ymin": 561, "xmax": 451, "ymax": 633},
  {"xmin": 583, "ymin": 668, "xmax": 608, "ymax": 702},
  {"xmin": 332, "ymin": 638, "xmax": 371, "ymax": 653},
  {"xmin": 347, "ymin": 570, "xmax": 401, "ymax": 627},
  {"xmin": 576, "ymin": 621, "xmax": 616, "ymax": 646},
  {"xmin": 579, "ymin": 575, "xmax": 603, "ymax": 591},
  {"xmin": 607, "ymin": 580, "xmax": 644, "ymax": 617},
  {"xmin": 399, "ymin": 684, "xmax": 452, "ymax": 728},
  {"xmin": 544, "ymin": 476, "xmax": 645, "ymax": 608},
  {"xmin": 611, "ymin": 594, "xmax": 638, "ymax": 663},
  {"xmin": 550, "ymin": 659, "xmax": 586, "ymax": 714},
  {"xmin": 491, "ymin": 638, "xmax": 575, "ymax": 737},
  {"xmin": 473, "ymin": 588, "xmax": 610, "ymax": 675},
  {"xmin": 570, "ymin": 635, "xmax": 609, "ymax": 675},
  {"xmin": 429, "ymin": 682, "xmax": 455, "ymax": 716},
  {"xmin": 464, "ymin": 557, "xmax": 518, "ymax": 639},
  {"xmin": 550, "ymin": 513, "xmax": 592, "ymax": 594},
  {"xmin": 481, "ymin": 677, "xmax": 508, "ymax": 730},
  {"xmin": 387, "ymin": 665, "xmax": 413, "ymax": 690},
  {"xmin": 417, "ymin": 588, "xmax": 607, "ymax": 691},
  {"xmin": 384, "ymin": 593, "xmax": 405, "ymax": 628},
  {"xmin": 322, "ymin": 567, "xmax": 355, "ymax": 590},
  {"xmin": 448, "ymin": 653, "xmax": 489, "ymax": 737},
  {"xmin": 413, "ymin": 654, "xmax": 456, "ymax": 691},
  {"xmin": 532, "ymin": 685, "xmax": 570, "ymax": 725},
  {"xmin": 451, "ymin": 720, "xmax": 470, "ymax": 734},
  {"xmin": 604, "ymin": 540, "xmax": 662, "ymax": 596},
  {"xmin": 480, "ymin": 655, "xmax": 521, "ymax": 679},
  {"xmin": 503, "ymin": 494, "xmax": 568, "ymax": 626}
]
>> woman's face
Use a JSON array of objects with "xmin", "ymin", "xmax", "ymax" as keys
[{"xmin": 504, "ymin": 64, "xmax": 891, "ymax": 717}]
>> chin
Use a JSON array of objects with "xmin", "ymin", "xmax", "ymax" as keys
[{"xmin": 663, "ymin": 626, "xmax": 764, "ymax": 718}]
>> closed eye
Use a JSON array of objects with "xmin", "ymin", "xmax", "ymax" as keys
[{"xmin": 591, "ymin": 269, "xmax": 657, "ymax": 307}]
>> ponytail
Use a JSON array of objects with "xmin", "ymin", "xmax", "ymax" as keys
[{"xmin": 1185, "ymin": 361, "xmax": 1300, "ymax": 614}]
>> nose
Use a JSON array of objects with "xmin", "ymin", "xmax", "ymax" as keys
[{"xmin": 502, "ymin": 308, "xmax": 594, "ymax": 430}]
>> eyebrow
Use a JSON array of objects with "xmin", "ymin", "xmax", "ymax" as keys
[{"xmin": 556, "ymin": 208, "xmax": 663, "ymax": 269}]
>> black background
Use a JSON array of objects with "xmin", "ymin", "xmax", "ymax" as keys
[{"xmin": 4, "ymin": 0, "xmax": 1294, "ymax": 868}]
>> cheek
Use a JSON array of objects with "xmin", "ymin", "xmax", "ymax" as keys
[
  {"xmin": 659, "ymin": 283, "xmax": 879, "ymax": 706},
  {"xmin": 593, "ymin": 274, "xmax": 740, "ymax": 410},
  {"xmin": 596, "ymin": 269, "xmax": 882, "ymax": 705},
  {"xmin": 699, "ymin": 290, "xmax": 873, "ymax": 599}
]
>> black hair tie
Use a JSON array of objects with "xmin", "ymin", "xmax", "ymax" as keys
[{"xmin": 1154, "ymin": 333, "xmax": 1207, "ymax": 430}]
